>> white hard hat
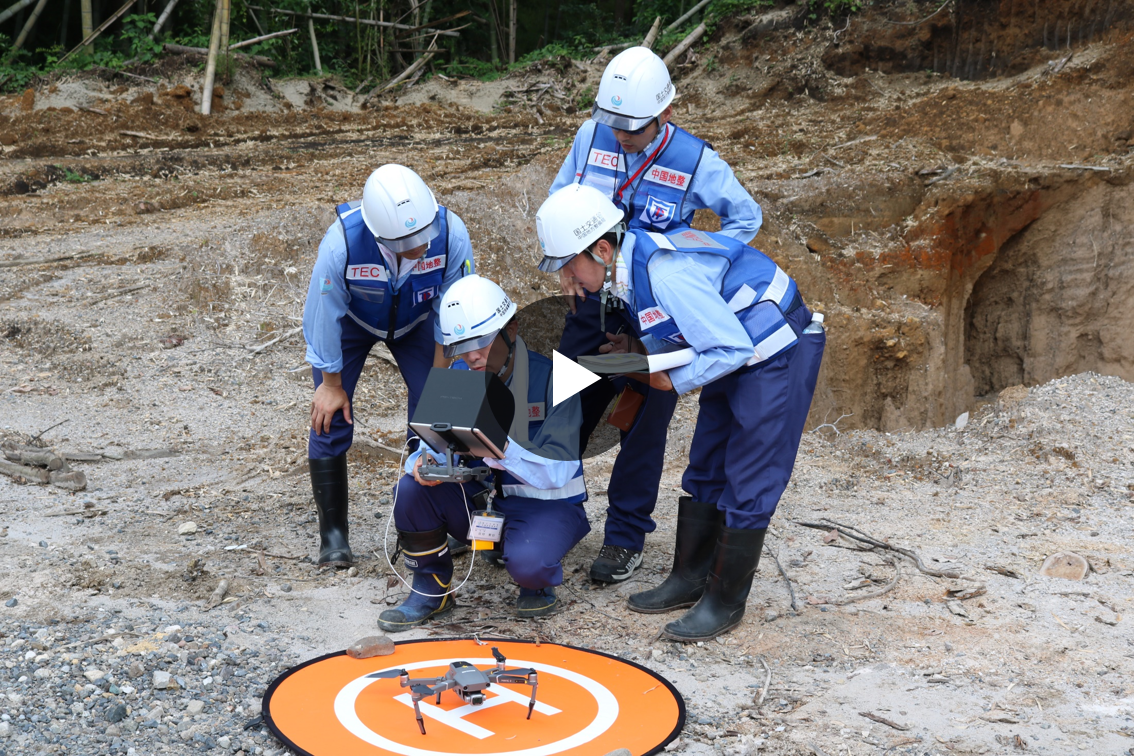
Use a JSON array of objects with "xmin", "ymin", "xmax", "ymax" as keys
[
  {"xmin": 438, "ymin": 275, "xmax": 517, "ymax": 358},
  {"xmin": 592, "ymin": 46, "xmax": 675, "ymax": 132},
  {"xmin": 535, "ymin": 184, "xmax": 625, "ymax": 273},
  {"xmin": 360, "ymin": 164, "xmax": 440, "ymax": 253}
]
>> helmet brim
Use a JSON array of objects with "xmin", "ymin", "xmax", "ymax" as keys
[
  {"xmin": 537, "ymin": 253, "xmax": 577, "ymax": 274},
  {"xmin": 377, "ymin": 220, "xmax": 441, "ymax": 253},
  {"xmin": 443, "ymin": 329, "xmax": 500, "ymax": 358},
  {"xmin": 591, "ymin": 104, "xmax": 658, "ymax": 132}
]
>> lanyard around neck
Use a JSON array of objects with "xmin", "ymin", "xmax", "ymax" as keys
[{"xmin": 614, "ymin": 124, "xmax": 671, "ymax": 205}]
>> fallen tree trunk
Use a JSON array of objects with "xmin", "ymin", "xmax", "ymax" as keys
[
  {"xmin": 57, "ymin": 0, "xmax": 139, "ymax": 65},
  {"xmin": 665, "ymin": 0, "xmax": 711, "ymax": 32},
  {"xmin": 164, "ymin": 43, "xmax": 276, "ymax": 67},
  {"xmin": 364, "ymin": 36, "xmax": 438, "ymax": 103},
  {"xmin": 0, "ymin": 0, "xmax": 36, "ymax": 25},
  {"xmin": 49, "ymin": 470, "xmax": 87, "ymax": 491},
  {"xmin": 0, "ymin": 457, "xmax": 87, "ymax": 489},
  {"xmin": 228, "ymin": 28, "xmax": 297, "ymax": 49},
  {"xmin": 662, "ymin": 22, "xmax": 706, "ymax": 67},
  {"xmin": 0, "ymin": 458, "xmax": 50, "ymax": 483},
  {"xmin": 247, "ymin": 5, "xmax": 459, "ymax": 37},
  {"xmin": 149, "ymin": 0, "xmax": 181, "ymax": 39},
  {"xmin": 2, "ymin": 447, "xmax": 65, "ymax": 470},
  {"xmin": 3, "ymin": 0, "xmax": 49, "ymax": 65},
  {"xmin": 642, "ymin": 16, "xmax": 662, "ymax": 49}
]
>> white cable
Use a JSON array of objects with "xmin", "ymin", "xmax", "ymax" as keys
[{"xmin": 381, "ymin": 440, "xmax": 477, "ymax": 599}]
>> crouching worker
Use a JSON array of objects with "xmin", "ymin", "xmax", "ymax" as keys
[
  {"xmin": 377, "ymin": 275, "xmax": 589, "ymax": 631},
  {"xmin": 535, "ymin": 184, "xmax": 825, "ymax": 642}
]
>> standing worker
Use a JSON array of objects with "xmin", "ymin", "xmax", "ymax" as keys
[
  {"xmin": 535, "ymin": 184, "xmax": 823, "ymax": 641},
  {"xmin": 549, "ymin": 46, "xmax": 763, "ymax": 584},
  {"xmin": 378, "ymin": 275, "xmax": 588, "ymax": 630},
  {"xmin": 303, "ymin": 164, "xmax": 475, "ymax": 569}
]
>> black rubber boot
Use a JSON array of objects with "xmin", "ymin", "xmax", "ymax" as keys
[
  {"xmin": 628, "ymin": 498, "xmax": 722, "ymax": 614},
  {"xmin": 310, "ymin": 455, "xmax": 353, "ymax": 568},
  {"xmin": 662, "ymin": 526, "xmax": 766, "ymax": 642}
]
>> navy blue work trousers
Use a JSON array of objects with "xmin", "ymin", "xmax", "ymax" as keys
[
  {"xmin": 682, "ymin": 306, "xmax": 825, "ymax": 530},
  {"xmin": 558, "ymin": 295, "xmax": 678, "ymax": 552},
  {"xmin": 393, "ymin": 476, "xmax": 591, "ymax": 590},
  {"xmin": 308, "ymin": 314, "xmax": 436, "ymax": 459}
]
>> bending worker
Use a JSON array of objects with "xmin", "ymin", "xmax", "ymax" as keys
[
  {"xmin": 535, "ymin": 184, "xmax": 824, "ymax": 641},
  {"xmin": 303, "ymin": 164, "xmax": 474, "ymax": 569},
  {"xmin": 377, "ymin": 274, "xmax": 589, "ymax": 630},
  {"xmin": 549, "ymin": 46, "xmax": 762, "ymax": 584}
]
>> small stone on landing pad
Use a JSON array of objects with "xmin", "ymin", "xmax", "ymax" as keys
[{"xmin": 347, "ymin": 635, "xmax": 395, "ymax": 659}]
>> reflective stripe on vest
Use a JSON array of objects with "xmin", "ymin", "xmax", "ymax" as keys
[
  {"xmin": 346, "ymin": 308, "xmax": 430, "ymax": 341},
  {"xmin": 501, "ymin": 471, "xmax": 587, "ymax": 501},
  {"xmin": 578, "ymin": 123, "xmax": 706, "ymax": 233}
]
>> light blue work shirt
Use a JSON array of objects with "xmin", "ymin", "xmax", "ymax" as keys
[
  {"xmin": 550, "ymin": 120, "xmax": 763, "ymax": 243},
  {"xmin": 303, "ymin": 212, "xmax": 474, "ymax": 373},
  {"xmin": 618, "ymin": 232, "xmax": 755, "ymax": 395}
]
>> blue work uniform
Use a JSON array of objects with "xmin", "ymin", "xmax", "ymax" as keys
[
  {"xmin": 617, "ymin": 228, "xmax": 824, "ymax": 530},
  {"xmin": 550, "ymin": 119, "xmax": 762, "ymax": 552},
  {"xmin": 303, "ymin": 203, "xmax": 474, "ymax": 459},
  {"xmin": 394, "ymin": 348, "xmax": 590, "ymax": 594}
]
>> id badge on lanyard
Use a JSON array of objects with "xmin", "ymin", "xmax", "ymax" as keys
[{"xmin": 468, "ymin": 509, "xmax": 505, "ymax": 551}]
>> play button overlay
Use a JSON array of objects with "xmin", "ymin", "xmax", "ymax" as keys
[
  {"xmin": 263, "ymin": 638, "xmax": 685, "ymax": 756},
  {"xmin": 551, "ymin": 349, "xmax": 600, "ymax": 407},
  {"xmin": 509, "ymin": 294, "xmax": 648, "ymax": 461}
]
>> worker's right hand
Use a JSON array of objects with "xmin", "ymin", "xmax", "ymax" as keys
[
  {"xmin": 599, "ymin": 332, "xmax": 645, "ymax": 355},
  {"xmin": 412, "ymin": 454, "xmax": 441, "ymax": 487},
  {"xmin": 558, "ymin": 267, "xmax": 586, "ymax": 314},
  {"xmin": 311, "ymin": 383, "xmax": 351, "ymax": 435}
]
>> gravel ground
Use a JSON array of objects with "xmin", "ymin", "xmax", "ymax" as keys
[{"xmin": 1, "ymin": 612, "xmax": 298, "ymax": 755}]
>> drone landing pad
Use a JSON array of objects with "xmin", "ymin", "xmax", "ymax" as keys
[{"xmin": 264, "ymin": 638, "xmax": 685, "ymax": 756}]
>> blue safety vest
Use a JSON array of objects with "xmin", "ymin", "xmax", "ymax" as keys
[
  {"xmin": 577, "ymin": 123, "xmax": 706, "ymax": 233},
  {"xmin": 336, "ymin": 201, "xmax": 450, "ymax": 342},
  {"xmin": 631, "ymin": 228, "xmax": 802, "ymax": 365},
  {"xmin": 453, "ymin": 350, "xmax": 587, "ymax": 504}
]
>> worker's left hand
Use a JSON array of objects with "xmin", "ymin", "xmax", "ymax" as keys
[{"xmin": 412, "ymin": 454, "xmax": 441, "ymax": 487}]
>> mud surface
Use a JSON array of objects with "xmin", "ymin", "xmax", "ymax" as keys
[{"xmin": 1, "ymin": 3, "xmax": 1133, "ymax": 755}]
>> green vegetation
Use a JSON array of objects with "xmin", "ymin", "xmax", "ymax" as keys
[
  {"xmin": 56, "ymin": 166, "xmax": 92, "ymax": 183},
  {"xmin": 0, "ymin": 0, "xmax": 865, "ymax": 93}
]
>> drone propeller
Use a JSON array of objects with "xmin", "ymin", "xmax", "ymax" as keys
[
  {"xmin": 492, "ymin": 666, "xmax": 535, "ymax": 680},
  {"xmin": 491, "ymin": 647, "xmax": 506, "ymax": 664},
  {"xmin": 366, "ymin": 669, "xmax": 408, "ymax": 679},
  {"xmin": 411, "ymin": 684, "xmax": 435, "ymax": 698}
]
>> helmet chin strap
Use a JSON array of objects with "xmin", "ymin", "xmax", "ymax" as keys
[
  {"xmin": 496, "ymin": 330, "xmax": 516, "ymax": 379},
  {"xmin": 590, "ymin": 223, "xmax": 626, "ymax": 332}
]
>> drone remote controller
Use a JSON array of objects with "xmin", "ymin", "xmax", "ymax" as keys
[{"xmin": 417, "ymin": 443, "xmax": 491, "ymax": 484}]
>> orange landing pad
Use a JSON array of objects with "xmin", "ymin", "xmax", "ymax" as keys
[{"xmin": 263, "ymin": 638, "xmax": 685, "ymax": 756}]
